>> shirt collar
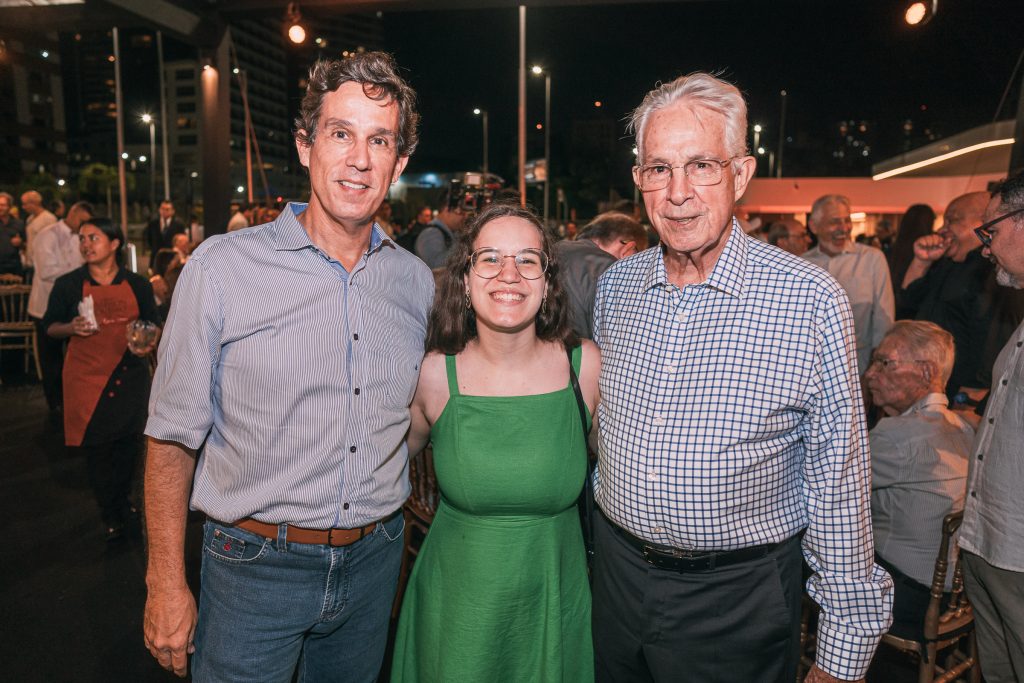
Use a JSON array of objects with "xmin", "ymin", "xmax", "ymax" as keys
[
  {"xmin": 809, "ymin": 241, "xmax": 855, "ymax": 258},
  {"xmin": 904, "ymin": 392, "xmax": 949, "ymax": 415},
  {"xmin": 641, "ymin": 218, "xmax": 747, "ymax": 298},
  {"xmin": 273, "ymin": 201, "xmax": 391, "ymax": 255}
]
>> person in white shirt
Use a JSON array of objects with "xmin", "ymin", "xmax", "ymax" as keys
[
  {"xmin": 803, "ymin": 194, "xmax": 895, "ymax": 374},
  {"xmin": 28, "ymin": 200, "xmax": 93, "ymax": 413},
  {"xmin": 959, "ymin": 171, "xmax": 1024, "ymax": 682},
  {"xmin": 865, "ymin": 320, "xmax": 972, "ymax": 641},
  {"xmin": 20, "ymin": 190, "xmax": 58, "ymax": 274}
]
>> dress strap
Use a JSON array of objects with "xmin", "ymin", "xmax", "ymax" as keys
[{"xmin": 444, "ymin": 354, "xmax": 461, "ymax": 397}]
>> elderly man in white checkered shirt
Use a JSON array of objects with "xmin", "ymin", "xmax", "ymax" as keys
[{"xmin": 590, "ymin": 72, "xmax": 893, "ymax": 683}]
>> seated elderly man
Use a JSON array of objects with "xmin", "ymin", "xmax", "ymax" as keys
[{"xmin": 865, "ymin": 320, "xmax": 974, "ymax": 640}]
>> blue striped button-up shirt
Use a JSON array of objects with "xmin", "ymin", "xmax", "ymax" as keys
[
  {"xmin": 593, "ymin": 222, "xmax": 892, "ymax": 680},
  {"xmin": 146, "ymin": 203, "xmax": 434, "ymax": 528}
]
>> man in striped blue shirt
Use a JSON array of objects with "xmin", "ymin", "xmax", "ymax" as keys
[
  {"xmin": 591, "ymin": 73, "xmax": 892, "ymax": 683},
  {"xmin": 142, "ymin": 53, "xmax": 434, "ymax": 682}
]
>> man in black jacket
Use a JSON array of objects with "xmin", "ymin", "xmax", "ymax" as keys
[{"xmin": 145, "ymin": 200, "xmax": 186, "ymax": 261}]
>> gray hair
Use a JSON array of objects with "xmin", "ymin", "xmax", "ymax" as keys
[
  {"xmin": 809, "ymin": 194, "xmax": 851, "ymax": 225},
  {"xmin": 628, "ymin": 72, "xmax": 747, "ymax": 162},
  {"xmin": 294, "ymin": 51, "xmax": 419, "ymax": 157},
  {"xmin": 886, "ymin": 320, "xmax": 955, "ymax": 387},
  {"xmin": 0, "ymin": 192, "xmax": 12, "ymax": 205}
]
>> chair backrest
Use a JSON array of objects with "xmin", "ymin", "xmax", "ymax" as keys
[
  {"xmin": 0, "ymin": 285, "xmax": 32, "ymax": 324},
  {"xmin": 0, "ymin": 273, "xmax": 24, "ymax": 285},
  {"xmin": 923, "ymin": 510, "xmax": 971, "ymax": 643}
]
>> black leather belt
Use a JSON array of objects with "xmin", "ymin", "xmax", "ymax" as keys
[{"xmin": 608, "ymin": 516, "xmax": 782, "ymax": 572}]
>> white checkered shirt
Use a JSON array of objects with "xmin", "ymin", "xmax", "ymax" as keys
[{"xmin": 593, "ymin": 221, "xmax": 893, "ymax": 680}]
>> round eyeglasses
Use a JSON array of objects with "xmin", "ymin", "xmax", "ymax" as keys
[
  {"xmin": 634, "ymin": 157, "xmax": 740, "ymax": 191},
  {"xmin": 469, "ymin": 248, "xmax": 549, "ymax": 280}
]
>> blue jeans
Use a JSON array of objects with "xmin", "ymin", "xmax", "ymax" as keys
[{"xmin": 193, "ymin": 513, "xmax": 404, "ymax": 683}]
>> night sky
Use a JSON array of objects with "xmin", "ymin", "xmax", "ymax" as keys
[{"xmin": 381, "ymin": 0, "xmax": 1024, "ymax": 182}]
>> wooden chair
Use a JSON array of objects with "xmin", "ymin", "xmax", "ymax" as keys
[
  {"xmin": 0, "ymin": 285, "xmax": 42, "ymax": 380},
  {"xmin": 878, "ymin": 511, "xmax": 979, "ymax": 683},
  {"xmin": 392, "ymin": 445, "xmax": 438, "ymax": 617},
  {"xmin": 0, "ymin": 273, "xmax": 24, "ymax": 285}
]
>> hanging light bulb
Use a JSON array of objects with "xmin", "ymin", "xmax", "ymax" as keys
[{"xmin": 286, "ymin": 3, "xmax": 307, "ymax": 44}]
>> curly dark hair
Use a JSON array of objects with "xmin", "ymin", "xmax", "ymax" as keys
[
  {"xmin": 294, "ymin": 51, "xmax": 419, "ymax": 157},
  {"xmin": 426, "ymin": 202, "xmax": 578, "ymax": 354}
]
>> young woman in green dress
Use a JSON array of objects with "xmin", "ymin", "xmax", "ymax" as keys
[{"xmin": 391, "ymin": 202, "xmax": 600, "ymax": 682}]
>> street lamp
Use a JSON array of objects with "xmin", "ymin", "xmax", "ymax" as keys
[
  {"xmin": 141, "ymin": 113, "xmax": 156, "ymax": 211},
  {"xmin": 531, "ymin": 65, "xmax": 551, "ymax": 226},
  {"xmin": 473, "ymin": 108, "xmax": 489, "ymax": 179}
]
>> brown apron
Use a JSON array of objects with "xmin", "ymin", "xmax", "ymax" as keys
[{"xmin": 64, "ymin": 279, "xmax": 140, "ymax": 446}]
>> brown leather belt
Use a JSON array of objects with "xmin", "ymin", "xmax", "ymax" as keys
[{"xmin": 232, "ymin": 517, "xmax": 379, "ymax": 547}]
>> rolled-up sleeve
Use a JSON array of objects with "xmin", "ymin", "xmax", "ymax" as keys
[
  {"xmin": 802, "ymin": 286, "xmax": 894, "ymax": 680},
  {"xmin": 146, "ymin": 253, "xmax": 224, "ymax": 449}
]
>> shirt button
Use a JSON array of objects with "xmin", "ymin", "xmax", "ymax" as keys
[
  {"xmin": 115, "ymin": 380, "xmax": 121, "ymax": 386},
  {"xmin": 676, "ymin": 312, "xmax": 686, "ymax": 323},
  {"xmin": 343, "ymin": 502, "xmax": 350, "ymax": 510},
  {"xmin": 647, "ymin": 471, "xmax": 659, "ymax": 481},
  {"xmin": 664, "ymin": 363, "xmax": 676, "ymax": 373},
  {"xmin": 1002, "ymin": 379, "xmax": 1009, "ymax": 386},
  {"xmin": 354, "ymin": 388, "xmax": 360, "ymax": 395},
  {"xmin": 108, "ymin": 392, "xmax": 115, "ymax": 398},
  {"xmin": 350, "ymin": 446, "xmax": 357, "ymax": 453},
  {"xmin": 353, "ymin": 333, "xmax": 359, "ymax": 341},
  {"xmin": 653, "ymin": 526, "xmax": 663, "ymax": 533},
  {"xmin": 989, "ymin": 417, "xmax": 995, "ymax": 424},
  {"xmin": 977, "ymin": 453, "xmax": 984, "ymax": 461},
  {"xmin": 652, "ymin": 416, "xmax": 666, "ymax": 426},
  {"xmin": 970, "ymin": 491, "xmax": 977, "ymax": 498}
]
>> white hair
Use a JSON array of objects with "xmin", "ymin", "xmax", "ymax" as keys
[
  {"xmin": 886, "ymin": 320, "xmax": 955, "ymax": 388},
  {"xmin": 628, "ymin": 72, "xmax": 748, "ymax": 163},
  {"xmin": 809, "ymin": 194, "xmax": 851, "ymax": 226}
]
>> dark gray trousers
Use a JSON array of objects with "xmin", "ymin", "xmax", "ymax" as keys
[
  {"xmin": 962, "ymin": 550, "xmax": 1024, "ymax": 683},
  {"xmin": 592, "ymin": 510, "xmax": 802, "ymax": 683}
]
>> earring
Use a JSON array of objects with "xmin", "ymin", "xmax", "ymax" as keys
[
  {"xmin": 541, "ymin": 293, "xmax": 548, "ymax": 315},
  {"xmin": 465, "ymin": 289, "xmax": 472, "ymax": 309}
]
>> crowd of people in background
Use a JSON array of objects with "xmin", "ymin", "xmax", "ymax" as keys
[{"xmin": 4, "ymin": 51, "xmax": 1024, "ymax": 683}]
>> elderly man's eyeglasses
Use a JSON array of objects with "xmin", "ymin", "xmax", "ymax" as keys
[
  {"xmin": 470, "ymin": 248, "xmax": 549, "ymax": 280},
  {"xmin": 868, "ymin": 354, "xmax": 927, "ymax": 371},
  {"xmin": 634, "ymin": 157, "xmax": 740, "ymax": 191},
  {"xmin": 974, "ymin": 206, "xmax": 1024, "ymax": 247}
]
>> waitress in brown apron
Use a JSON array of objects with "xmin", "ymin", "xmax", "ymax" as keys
[{"xmin": 44, "ymin": 217, "xmax": 161, "ymax": 541}]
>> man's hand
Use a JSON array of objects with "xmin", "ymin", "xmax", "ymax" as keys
[
  {"xmin": 912, "ymin": 233, "xmax": 950, "ymax": 262},
  {"xmin": 143, "ymin": 585, "xmax": 197, "ymax": 677},
  {"xmin": 804, "ymin": 664, "xmax": 864, "ymax": 683},
  {"xmin": 143, "ymin": 438, "xmax": 198, "ymax": 677}
]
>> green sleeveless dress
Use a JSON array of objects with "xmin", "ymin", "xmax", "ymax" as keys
[{"xmin": 391, "ymin": 346, "xmax": 593, "ymax": 683}]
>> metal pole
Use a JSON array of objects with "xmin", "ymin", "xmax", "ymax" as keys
[
  {"xmin": 113, "ymin": 27, "xmax": 128, "ymax": 232},
  {"xmin": 149, "ymin": 122, "xmax": 156, "ymax": 212},
  {"xmin": 776, "ymin": 90, "xmax": 787, "ymax": 178},
  {"xmin": 1010, "ymin": 61, "xmax": 1024, "ymax": 176},
  {"xmin": 157, "ymin": 30, "xmax": 171, "ymax": 200},
  {"xmin": 517, "ymin": 6, "xmax": 526, "ymax": 206},
  {"xmin": 242, "ymin": 70, "xmax": 254, "ymax": 205},
  {"xmin": 543, "ymin": 73, "xmax": 550, "ymax": 227},
  {"xmin": 482, "ymin": 110, "xmax": 489, "ymax": 180}
]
